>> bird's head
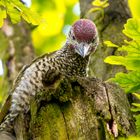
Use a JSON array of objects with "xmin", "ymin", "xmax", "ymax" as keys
[{"xmin": 66, "ymin": 19, "xmax": 99, "ymax": 58}]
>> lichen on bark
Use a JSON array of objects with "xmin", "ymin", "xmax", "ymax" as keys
[{"xmin": 13, "ymin": 75, "xmax": 135, "ymax": 140}]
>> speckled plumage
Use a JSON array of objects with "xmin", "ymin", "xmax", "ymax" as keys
[{"xmin": 0, "ymin": 19, "xmax": 98, "ymax": 132}]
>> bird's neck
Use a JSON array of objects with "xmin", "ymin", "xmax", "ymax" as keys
[{"xmin": 52, "ymin": 44, "xmax": 89, "ymax": 77}]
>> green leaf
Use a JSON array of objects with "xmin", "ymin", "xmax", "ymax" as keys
[
  {"xmin": 110, "ymin": 72, "xmax": 140, "ymax": 93},
  {"xmin": 132, "ymin": 103, "xmax": 140, "ymax": 108},
  {"xmin": 0, "ymin": 0, "xmax": 41, "ymax": 26},
  {"xmin": 104, "ymin": 56, "xmax": 125, "ymax": 65},
  {"xmin": 124, "ymin": 56, "xmax": 140, "ymax": 70},
  {"xmin": 123, "ymin": 18, "xmax": 140, "ymax": 40},
  {"xmin": 131, "ymin": 108, "xmax": 140, "ymax": 112},
  {"xmin": 0, "ymin": 7, "xmax": 6, "ymax": 27},
  {"xmin": 134, "ymin": 114, "xmax": 140, "ymax": 136},
  {"xmin": 92, "ymin": 0, "xmax": 109, "ymax": 8},
  {"xmin": 6, "ymin": 3, "xmax": 21, "ymax": 23},
  {"xmin": 118, "ymin": 41, "xmax": 140, "ymax": 56},
  {"xmin": 129, "ymin": 0, "xmax": 140, "ymax": 19},
  {"xmin": 0, "ymin": 0, "xmax": 5, "ymax": 7},
  {"xmin": 105, "ymin": 55, "xmax": 140, "ymax": 71},
  {"xmin": 21, "ymin": 9, "xmax": 41, "ymax": 25},
  {"xmin": 133, "ymin": 93, "xmax": 140, "ymax": 100},
  {"xmin": 10, "ymin": 0, "xmax": 41, "ymax": 25},
  {"xmin": 104, "ymin": 41, "xmax": 119, "ymax": 48}
]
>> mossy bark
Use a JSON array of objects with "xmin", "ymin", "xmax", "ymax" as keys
[{"xmin": 13, "ymin": 75, "xmax": 135, "ymax": 140}]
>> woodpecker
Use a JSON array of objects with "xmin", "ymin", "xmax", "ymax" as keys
[{"xmin": 0, "ymin": 19, "xmax": 99, "ymax": 132}]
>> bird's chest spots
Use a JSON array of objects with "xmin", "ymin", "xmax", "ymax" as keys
[{"xmin": 64, "ymin": 62, "xmax": 86, "ymax": 76}]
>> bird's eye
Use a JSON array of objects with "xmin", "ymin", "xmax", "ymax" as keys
[
  {"xmin": 92, "ymin": 36, "xmax": 97, "ymax": 42},
  {"xmin": 87, "ymin": 40, "xmax": 91, "ymax": 43},
  {"xmin": 72, "ymin": 36, "xmax": 75, "ymax": 40}
]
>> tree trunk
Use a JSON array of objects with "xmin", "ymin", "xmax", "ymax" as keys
[
  {"xmin": 80, "ymin": 0, "xmax": 131, "ymax": 80},
  {"xmin": 13, "ymin": 75, "xmax": 135, "ymax": 140},
  {"xmin": 0, "ymin": 20, "xmax": 34, "ymax": 106},
  {"xmin": 0, "ymin": 0, "xmax": 136, "ymax": 140}
]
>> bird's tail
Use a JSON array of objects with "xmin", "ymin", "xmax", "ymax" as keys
[{"xmin": 0, "ymin": 112, "xmax": 18, "ymax": 132}]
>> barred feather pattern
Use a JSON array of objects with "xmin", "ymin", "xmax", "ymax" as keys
[{"xmin": 0, "ymin": 45, "xmax": 89, "ymax": 132}]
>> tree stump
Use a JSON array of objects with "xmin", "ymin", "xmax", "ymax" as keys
[{"xmin": 12, "ymin": 75, "xmax": 135, "ymax": 140}]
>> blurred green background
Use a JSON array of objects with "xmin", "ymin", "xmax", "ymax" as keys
[{"xmin": 31, "ymin": 0, "xmax": 79, "ymax": 54}]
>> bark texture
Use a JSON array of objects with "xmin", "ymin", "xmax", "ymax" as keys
[
  {"xmin": 0, "ymin": 20, "xmax": 34, "ymax": 106},
  {"xmin": 80, "ymin": 0, "xmax": 131, "ymax": 80},
  {"xmin": 1, "ymin": 20, "xmax": 34, "ymax": 83},
  {"xmin": 13, "ymin": 75, "xmax": 135, "ymax": 140}
]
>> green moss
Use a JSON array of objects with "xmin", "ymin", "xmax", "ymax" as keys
[
  {"xmin": 30, "ymin": 103, "xmax": 68, "ymax": 140},
  {"xmin": 53, "ymin": 78, "xmax": 73, "ymax": 102},
  {"xmin": 60, "ymin": 102, "xmax": 79, "ymax": 140}
]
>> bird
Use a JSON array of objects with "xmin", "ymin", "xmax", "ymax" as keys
[{"xmin": 0, "ymin": 19, "xmax": 99, "ymax": 133}]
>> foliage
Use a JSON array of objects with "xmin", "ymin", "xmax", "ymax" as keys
[
  {"xmin": 104, "ymin": 18, "xmax": 140, "ymax": 135},
  {"xmin": 128, "ymin": 0, "xmax": 140, "ymax": 19},
  {"xmin": 104, "ymin": 18, "xmax": 140, "ymax": 92},
  {"xmin": 0, "ymin": 0, "xmax": 41, "ymax": 27},
  {"xmin": 0, "ymin": 0, "xmax": 79, "ymax": 54},
  {"xmin": 119, "ymin": 136, "xmax": 140, "ymax": 140},
  {"xmin": 92, "ymin": 0, "xmax": 109, "ymax": 8},
  {"xmin": 31, "ymin": 0, "xmax": 79, "ymax": 54}
]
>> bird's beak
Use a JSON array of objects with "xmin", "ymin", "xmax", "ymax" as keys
[{"xmin": 75, "ymin": 43, "xmax": 90, "ymax": 58}]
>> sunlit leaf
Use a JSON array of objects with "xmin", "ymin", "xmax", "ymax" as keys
[
  {"xmin": 119, "ymin": 136, "xmax": 140, "ymax": 140},
  {"xmin": 134, "ymin": 115, "xmax": 140, "ymax": 136},
  {"xmin": 11, "ymin": 0, "xmax": 41, "ymax": 25},
  {"xmin": 104, "ymin": 40, "xmax": 119, "ymax": 48},
  {"xmin": 110, "ymin": 72, "xmax": 140, "ymax": 93},
  {"xmin": 131, "ymin": 108, "xmax": 140, "ymax": 112},
  {"xmin": 6, "ymin": 3, "xmax": 21, "ymax": 23},
  {"xmin": 92, "ymin": 0, "xmax": 109, "ymax": 8},
  {"xmin": 133, "ymin": 93, "xmax": 140, "ymax": 100},
  {"xmin": 0, "ymin": 1, "xmax": 5, "ymax": 6},
  {"xmin": 129, "ymin": 0, "xmax": 140, "ymax": 18},
  {"xmin": 0, "ymin": 0, "xmax": 41, "ymax": 25},
  {"xmin": 104, "ymin": 56, "xmax": 125, "ymax": 65},
  {"xmin": 118, "ymin": 41, "xmax": 140, "ymax": 56},
  {"xmin": 32, "ymin": 0, "xmax": 78, "ymax": 54},
  {"xmin": 124, "ymin": 56, "xmax": 140, "ymax": 70},
  {"xmin": 105, "ymin": 55, "xmax": 140, "ymax": 71},
  {"xmin": 132, "ymin": 103, "xmax": 140, "ymax": 108},
  {"xmin": 64, "ymin": 0, "xmax": 78, "ymax": 5},
  {"xmin": 0, "ymin": 7, "xmax": 6, "ymax": 27},
  {"xmin": 123, "ymin": 18, "xmax": 140, "ymax": 40}
]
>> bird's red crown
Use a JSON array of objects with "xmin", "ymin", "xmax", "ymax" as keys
[{"xmin": 72, "ymin": 19, "xmax": 97, "ymax": 42}]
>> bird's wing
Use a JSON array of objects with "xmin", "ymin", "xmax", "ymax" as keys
[
  {"xmin": 11, "ymin": 52, "xmax": 56, "ymax": 92},
  {"xmin": 0, "ymin": 52, "xmax": 57, "ymax": 124}
]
